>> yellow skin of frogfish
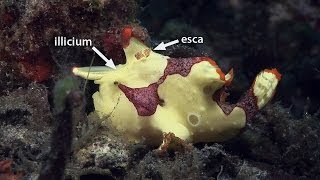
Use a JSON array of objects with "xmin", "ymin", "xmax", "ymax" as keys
[{"xmin": 73, "ymin": 27, "xmax": 281, "ymax": 146}]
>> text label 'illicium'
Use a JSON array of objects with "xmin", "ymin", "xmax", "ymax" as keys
[{"xmin": 54, "ymin": 36, "xmax": 92, "ymax": 47}]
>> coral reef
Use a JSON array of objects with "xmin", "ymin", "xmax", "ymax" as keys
[
  {"xmin": 230, "ymin": 103, "xmax": 320, "ymax": 178},
  {"xmin": 0, "ymin": 0, "xmax": 138, "ymax": 82},
  {"xmin": 0, "ymin": 83, "xmax": 52, "ymax": 177},
  {"xmin": 72, "ymin": 132, "xmax": 130, "ymax": 177}
]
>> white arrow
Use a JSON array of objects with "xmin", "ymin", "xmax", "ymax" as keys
[
  {"xmin": 154, "ymin": 39, "xmax": 179, "ymax": 51},
  {"xmin": 92, "ymin": 46, "xmax": 116, "ymax": 69}
]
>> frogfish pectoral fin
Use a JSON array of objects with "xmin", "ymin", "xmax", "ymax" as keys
[
  {"xmin": 235, "ymin": 68, "xmax": 281, "ymax": 120},
  {"xmin": 251, "ymin": 68, "xmax": 281, "ymax": 109}
]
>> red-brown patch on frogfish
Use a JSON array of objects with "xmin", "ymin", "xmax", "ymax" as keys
[
  {"xmin": 213, "ymin": 86, "xmax": 259, "ymax": 121},
  {"xmin": 118, "ymin": 57, "xmax": 223, "ymax": 116},
  {"xmin": 118, "ymin": 83, "xmax": 160, "ymax": 116}
]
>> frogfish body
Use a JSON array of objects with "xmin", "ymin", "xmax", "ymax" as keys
[{"xmin": 73, "ymin": 27, "xmax": 281, "ymax": 145}]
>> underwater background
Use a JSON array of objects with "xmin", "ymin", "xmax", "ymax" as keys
[{"xmin": 0, "ymin": 0, "xmax": 320, "ymax": 179}]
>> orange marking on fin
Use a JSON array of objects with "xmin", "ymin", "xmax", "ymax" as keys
[
  {"xmin": 200, "ymin": 57, "xmax": 226, "ymax": 81},
  {"xmin": 225, "ymin": 68, "xmax": 234, "ymax": 86},
  {"xmin": 265, "ymin": 68, "xmax": 282, "ymax": 80},
  {"xmin": 216, "ymin": 68, "xmax": 226, "ymax": 81},
  {"xmin": 204, "ymin": 58, "xmax": 217, "ymax": 67}
]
